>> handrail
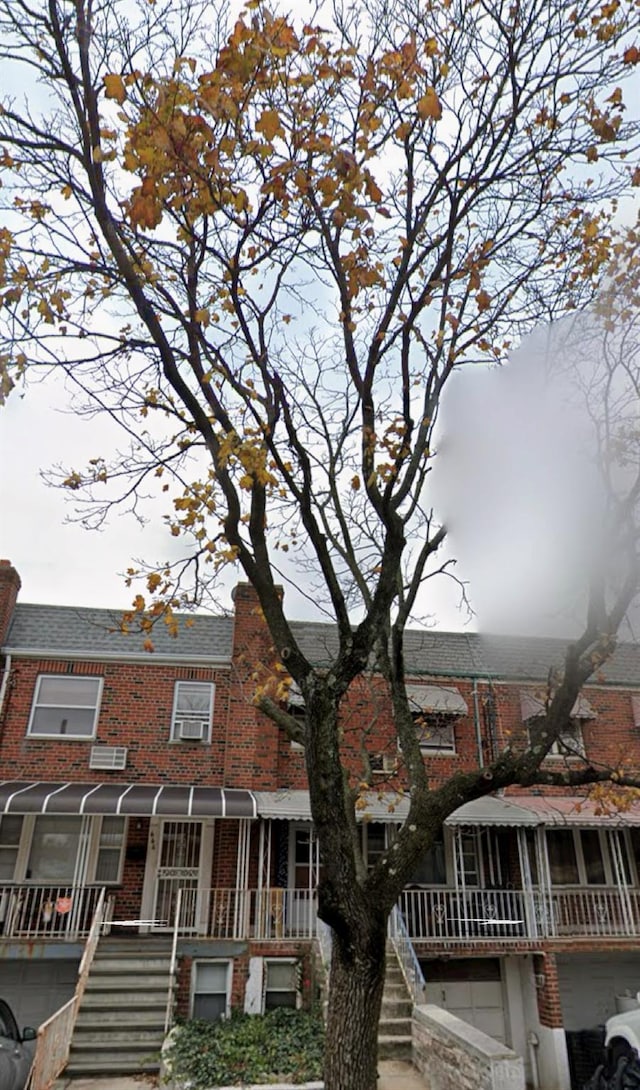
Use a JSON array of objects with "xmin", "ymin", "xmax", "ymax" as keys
[
  {"xmin": 389, "ymin": 905, "xmax": 426, "ymax": 1006},
  {"xmin": 165, "ymin": 887, "xmax": 183, "ymax": 1035}
]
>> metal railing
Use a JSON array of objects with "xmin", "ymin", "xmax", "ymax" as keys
[
  {"xmin": 0, "ymin": 884, "xmax": 106, "ymax": 941},
  {"xmin": 389, "ymin": 905, "xmax": 426, "ymax": 1005},
  {"xmin": 397, "ymin": 886, "xmax": 640, "ymax": 942},
  {"xmin": 27, "ymin": 889, "xmax": 107, "ymax": 1090},
  {"xmin": 165, "ymin": 887, "xmax": 183, "ymax": 1035},
  {"xmin": 174, "ymin": 887, "xmax": 319, "ymax": 940}
]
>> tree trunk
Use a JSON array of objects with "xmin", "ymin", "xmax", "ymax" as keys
[{"xmin": 323, "ymin": 925, "xmax": 386, "ymax": 1090}]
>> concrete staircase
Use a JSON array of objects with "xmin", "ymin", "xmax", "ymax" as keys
[
  {"xmin": 65, "ymin": 937, "xmax": 174, "ymax": 1077},
  {"xmin": 378, "ymin": 946, "xmax": 413, "ymax": 1061}
]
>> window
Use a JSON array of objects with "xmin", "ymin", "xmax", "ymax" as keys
[
  {"xmin": 361, "ymin": 823, "xmax": 386, "ymax": 870},
  {"xmin": 171, "ymin": 681, "xmax": 214, "ymax": 742},
  {"xmin": 0, "ymin": 816, "xmax": 22, "ymax": 881},
  {"xmin": 286, "ymin": 683, "xmax": 305, "ymax": 751},
  {"xmin": 1, "ymin": 815, "xmax": 125, "ymax": 885},
  {"xmin": 529, "ymin": 716, "xmax": 585, "ymax": 758},
  {"xmin": 410, "ymin": 834, "xmax": 447, "ymax": 885},
  {"xmin": 264, "ymin": 959, "xmax": 300, "ymax": 1011},
  {"xmin": 544, "ymin": 828, "xmax": 632, "ymax": 886},
  {"xmin": 414, "ymin": 712, "xmax": 456, "ymax": 753},
  {"xmin": 547, "ymin": 830, "xmax": 580, "ymax": 884},
  {"xmin": 192, "ymin": 961, "xmax": 231, "ymax": 1021},
  {"xmin": 28, "ymin": 676, "xmax": 102, "ymax": 738}
]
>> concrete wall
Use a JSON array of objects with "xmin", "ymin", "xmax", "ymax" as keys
[{"xmin": 412, "ymin": 1005, "xmax": 525, "ymax": 1090}]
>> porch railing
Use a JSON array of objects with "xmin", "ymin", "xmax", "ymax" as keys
[
  {"xmin": 174, "ymin": 887, "xmax": 319, "ymax": 939},
  {"xmin": 27, "ymin": 888, "xmax": 107, "ymax": 1090},
  {"xmin": 0, "ymin": 884, "xmax": 106, "ymax": 941},
  {"xmin": 397, "ymin": 886, "xmax": 640, "ymax": 942}
]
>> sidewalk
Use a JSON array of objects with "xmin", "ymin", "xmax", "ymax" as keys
[{"xmin": 54, "ymin": 1063, "xmax": 427, "ymax": 1090}]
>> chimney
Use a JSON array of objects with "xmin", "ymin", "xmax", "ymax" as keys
[{"xmin": 0, "ymin": 561, "xmax": 21, "ymax": 646}]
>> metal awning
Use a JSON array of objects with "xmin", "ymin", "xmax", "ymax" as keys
[
  {"xmin": 254, "ymin": 789, "xmax": 410, "ymax": 822},
  {"xmin": 0, "ymin": 781, "xmax": 256, "ymax": 818},
  {"xmin": 520, "ymin": 691, "xmax": 597, "ymax": 721},
  {"xmin": 446, "ymin": 796, "xmax": 542, "ymax": 827},
  {"xmin": 406, "ymin": 684, "xmax": 467, "ymax": 716},
  {"xmin": 446, "ymin": 793, "xmax": 640, "ymax": 828},
  {"xmin": 513, "ymin": 795, "xmax": 640, "ymax": 827}
]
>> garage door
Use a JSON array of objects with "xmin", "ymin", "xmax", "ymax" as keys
[
  {"xmin": 421, "ymin": 957, "xmax": 507, "ymax": 1043},
  {"xmin": 0, "ymin": 959, "xmax": 78, "ymax": 1030},
  {"xmin": 557, "ymin": 953, "xmax": 640, "ymax": 1031}
]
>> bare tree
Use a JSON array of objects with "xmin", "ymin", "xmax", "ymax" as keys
[{"xmin": 1, "ymin": 1, "xmax": 640, "ymax": 1086}]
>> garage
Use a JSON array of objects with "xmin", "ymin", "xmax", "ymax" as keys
[
  {"xmin": 557, "ymin": 952, "xmax": 640, "ymax": 1031},
  {"xmin": 0, "ymin": 958, "xmax": 78, "ymax": 1030},
  {"xmin": 420, "ymin": 957, "xmax": 508, "ymax": 1043}
]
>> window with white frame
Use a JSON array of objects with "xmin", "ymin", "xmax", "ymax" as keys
[
  {"xmin": 546, "ymin": 828, "xmax": 634, "ymax": 886},
  {"xmin": 170, "ymin": 681, "xmax": 214, "ymax": 743},
  {"xmin": 529, "ymin": 716, "xmax": 585, "ymax": 758},
  {"xmin": 264, "ymin": 959, "xmax": 301, "ymax": 1011},
  {"xmin": 414, "ymin": 712, "xmax": 456, "ymax": 753},
  {"xmin": 0, "ymin": 815, "xmax": 126, "ymax": 885},
  {"xmin": 192, "ymin": 960, "xmax": 231, "ymax": 1021},
  {"xmin": 28, "ymin": 676, "xmax": 102, "ymax": 738}
]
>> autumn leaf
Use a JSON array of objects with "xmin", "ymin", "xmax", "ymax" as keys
[
  {"xmin": 417, "ymin": 88, "xmax": 442, "ymax": 121},
  {"xmin": 623, "ymin": 45, "xmax": 639, "ymax": 64},
  {"xmin": 255, "ymin": 109, "xmax": 283, "ymax": 141},
  {"xmin": 104, "ymin": 73, "xmax": 127, "ymax": 104},
  {"xmin": 476, "ymin": 289, "xmax": 492, "ymax": 311}
]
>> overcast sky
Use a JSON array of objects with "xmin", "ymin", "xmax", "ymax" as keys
[{"xmin": 3, "ymin": 313, "xmax": 636, "ymax": 637}]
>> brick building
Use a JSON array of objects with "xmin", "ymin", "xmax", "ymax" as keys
[{"xmin": 2, "ymin": 558, "xmax": 640, "ymax": 1086}]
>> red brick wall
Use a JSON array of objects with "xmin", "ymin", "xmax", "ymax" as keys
[
  {"xmin": 535, "ymin": 952, "xmax": 564, "ymax": 1028},
  {"xmin": 0, "ymin": 560, "xmax": 20, "ymax": 646}
]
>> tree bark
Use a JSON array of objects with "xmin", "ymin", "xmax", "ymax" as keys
[{"xmin": 323, "ymin": 924, "xmax": 387, "ymax": 1090}]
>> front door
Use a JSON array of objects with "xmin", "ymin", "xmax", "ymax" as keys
[{"xmin": 151, "ymin": 820, "xmax": 208, "ymax": 932}]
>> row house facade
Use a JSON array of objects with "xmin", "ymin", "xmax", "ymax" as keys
[{"xmin": 2, "ymin": 558, "xmax": 640, "ymax": 1087}]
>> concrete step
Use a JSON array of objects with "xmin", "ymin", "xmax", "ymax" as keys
[
  {"xmin": 92, "ymin": 957, "xmax": 172, "ymax": 973},
  {"xmin": 378, "ymin": 1035, "xmax": 413, "ymax": 1061},
  {"xmin": 379, "ymin": 1018, "xmax": 413, "ymax": 1037},
  {"xmin": 85, "ymin": 974, "xmax": 171, "ymax": 991},
  {"xmin": 381, "ymin": 998, "xmax": 412, "ymax": 1019},
  {"xmin": 65, "ymin": 1057, "xmax": 160, "ymax": 1076},
  {"xmin": 76, "ymin": 1007, "xmax": 167, "ymax": 1028},
  {"xmin": 72, "ymin": 1027, "xmax": 165, "ymax": 1046},
  {"xmin": 383, "ymin": 982, "xmax": 410, "ymax": 999},
  {"xmin": 80, "ymin": 992, "xmax": 167, "ymax": 1011}
]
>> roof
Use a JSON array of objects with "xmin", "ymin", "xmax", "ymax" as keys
[
  {"xmin": 4, "ymin": 603, "xmax": 233, "ymax": 662},
  {"xmin": 446, "ymin": 794, "xmax": 640, "ymax": 828},
  {"xmin": 254, "ymin": 789, "xmax": 410, "ymax": 822},
  {"xmin": 290, "ymin": 623, "xmax": 640, "ymax": 685},
  {"xmin": 4, "ymin": 601, "xmax": 640, "ymax": 684}
]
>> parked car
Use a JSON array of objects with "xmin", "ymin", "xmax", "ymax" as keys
[
  {"xmin": 0, "ymin": 1000, "xmax": 36, "ymax": 1090},
  {"xmin": 583, "ymin": 999, "xmax": 640, "ymax": 1090}
]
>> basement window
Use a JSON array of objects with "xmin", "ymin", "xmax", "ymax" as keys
[
  {"xmin": 192, "ymin": 960, "xmax": 231, "ymax": 1021},
  {"xmin": 264, "ymin": 959, "xmax": 301, "ymax": 1011}
]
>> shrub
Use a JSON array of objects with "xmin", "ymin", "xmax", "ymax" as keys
[{"xmin": 164, "ymin": 1008, "xmax": 325, "ymax": 1087}]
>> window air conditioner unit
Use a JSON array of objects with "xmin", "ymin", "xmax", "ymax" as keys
[
  {"xmin": 90, "ymin": 745, "xmax": 128, "ymax": 771},
  {"xmin": 177, "ymin": 719, "xmax": 207, "ymax": 741}
]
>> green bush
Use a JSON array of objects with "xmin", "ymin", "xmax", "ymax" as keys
[{"xmin": 165, "ymin": 1008, "xmax": 325, "ymax": 1087}]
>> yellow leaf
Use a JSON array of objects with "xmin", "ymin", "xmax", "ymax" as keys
[
  {"xmin": 104, "ymin": 73, "xmax": 126, "ymax": 105},
  {"xmin": 417, "ymin": 88, "xmax": 442, "ymax": 121},
  {"xmin": 255, "ymin": 109, "xmax": 283, "ymax": 141}
]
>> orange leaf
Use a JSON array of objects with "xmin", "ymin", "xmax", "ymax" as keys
[
  {"xmin": 256, "ymin": 109, "xmax": 283, "ymax": 141},
  {"xmin": 104, "ymin": 73, "xmax": 126, "ymax": 105},
  {"xmin": 623, "ymin": 45, "xmax": 639, "ymax": 64},
  {"xmin": 417, "ymin": 88, "xmax": 442, "ymax": 121},
  {"xmin": 476, "ymin": 289, "xmax": 492, "ymax": 311}
]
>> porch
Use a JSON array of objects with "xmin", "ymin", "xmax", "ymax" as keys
[{"xmin": 3, "ymin": 882, "xmax": 640, "ymax": 943}]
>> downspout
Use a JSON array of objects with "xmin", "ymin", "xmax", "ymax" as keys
[
  {"xmin": 0, "ymin": 652, "xmax": 11, "ymax": 723},
  {"xmin": 472, "ymin": 679, "xmax": 484, "ymax": 768}
]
